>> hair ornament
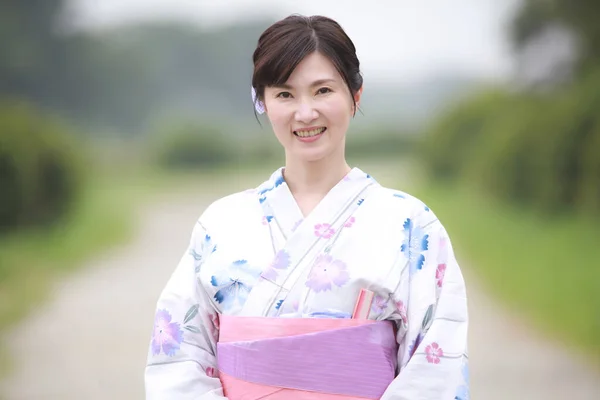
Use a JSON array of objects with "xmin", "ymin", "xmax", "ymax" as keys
[{"xmin": 251, "ymin": 86, "xmax": 266, "ymax": 114}]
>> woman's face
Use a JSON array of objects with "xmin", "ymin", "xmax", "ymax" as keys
[{"xmin": 263, "ymin": 52, "xmax": 362, "ymax": 163}]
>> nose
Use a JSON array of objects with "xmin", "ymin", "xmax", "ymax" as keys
[{"xmin": 294, "ymin": 100, "xmax": 318, "ymax": 124}]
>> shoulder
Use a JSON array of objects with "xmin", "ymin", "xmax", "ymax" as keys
[{"xmin": 369, "ymin": 184, "xmax": 433, "ymax": 219}]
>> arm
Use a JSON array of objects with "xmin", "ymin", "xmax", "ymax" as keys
[
  {"xmin": 145, "ymin": 220, "xmax": 226, "ymax": 400},
  {"xmin": 382, "ymin": 212, "xmax": 469, "ymax": 400}
]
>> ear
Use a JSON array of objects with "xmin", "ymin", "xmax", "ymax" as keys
[{"xmin": 353, "ymin": 85, "xmax": 363, "ymax": 115}]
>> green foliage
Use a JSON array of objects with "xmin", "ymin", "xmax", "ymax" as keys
[
  {"xmin": 151, "ymin": 122, "xmax": 235, "ymax": 169},
  {"xmin": 0, "ymin": 100, "xmax": 84, "ymax": 234},
  {"xmin": 149, "ymin": 120, "xmax": 282, "ymax": 170},
  {"xmin": 419, "ymin": 69, "xmax": 600, "ymax": 216},
  {"xmin": 418, "ymin": 88, "xmax": 513, "ymax": 180},
  {"xmin": 0, "ymin": 2, "xmax": 271, "ymax": 134},
  {"xmin": 346, "ymin": 128, "xmax": 417, "ymax": 161}
]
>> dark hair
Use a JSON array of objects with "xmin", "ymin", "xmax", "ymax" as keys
[{"xmin": 252, "ymin": 14, "xmax": 363, "ymax": 115}]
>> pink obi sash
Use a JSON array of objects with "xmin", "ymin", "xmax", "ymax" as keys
[{"xmin": 217, "ymin": 315, "xmax": 397, "ymax": 399}]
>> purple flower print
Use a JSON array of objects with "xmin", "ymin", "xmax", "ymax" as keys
[
  {"xmin": 306, "ymin": 254, "xmax": 350, "ymax": 292},
  {"xmin": 371, "ymin": 295, "xmax": 388, "ymax": 316},
  {"xmin": 152, "ymin": 309, "xmax": 184, "ymax": 356},
  {"xmin": 314, "ymin": 223, "xmax": 335, "ymax": 239},
  {"xmin": 261, "ymin": 250, "xmax": 291, "ymax": 281},
  {"xmin": 292, "ymin": 219, "xmax": 303, "ymax": 232},
  {"xmin": 408, "ymin": 332, "xmax": 423, "ymax": 359}
]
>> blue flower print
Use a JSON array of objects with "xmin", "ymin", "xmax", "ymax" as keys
[
  {"xmin": 258, "ymin": 173, "xmax": 285, "ymax": 203},
  {"xmin": 190, "ymin": 234, "xmax": 217, "ymax": 273},
  {"xmin": 210, "ymin": 260, "xmax": 262, "ymax": 311},
  {"xmin": 401, "ymin": 218, "xmax": 429, "ymax": 274},
  {"xmin": 455, "ymin": 385, "xmax": 469, "ymax": 400},
  {"xmin": 455, "ymin": 361, "xmax": 470, "ymax": 400}
]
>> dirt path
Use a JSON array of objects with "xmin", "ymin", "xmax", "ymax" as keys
[{"xmin": 1, "ymin": 187, "xmax": 599, "ymax": 399}]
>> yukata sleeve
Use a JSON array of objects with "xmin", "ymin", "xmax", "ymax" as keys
[
  {"xmin": 382, "ymin": 211, "xmax": 469, "ymax": 400},
  {"xmin": 145, "ymin": 220, "xmax": 226, "ymax": 400}
]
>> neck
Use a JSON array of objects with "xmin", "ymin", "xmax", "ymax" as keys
[{"xmin": 283, "ymin": 153, "xmax": 351, "ymax": 197}]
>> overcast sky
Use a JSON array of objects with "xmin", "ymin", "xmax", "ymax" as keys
[{"xmin": 70, "ymin": 0, "xmax": 523, "ymax": 84}]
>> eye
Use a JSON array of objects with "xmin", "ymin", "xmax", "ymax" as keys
[
  {"xmin": 316, "ymin": 87, "xmax": 332, "ymax": 95},
  {"xmin": 276, "ymin": 91, "xmax": 292, "ymax": 99}
]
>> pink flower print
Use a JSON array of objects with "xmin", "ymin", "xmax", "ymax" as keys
[
  {"xmin": 371, "ymin": 295, "xmax": 388, "ymax": 316},
  {"xmin": 206, "ymin": 366, "xmax": 218, "ymax": 378},
  {"xmin": 395, "ymin": 300, "xmax": 408, "ymax": 326},
  {"xmin": 261, "ymin": 250, "xmax": 291, "ymax": 280},
  {"xmin": 344, "ymin": 216, "xmax": 356, "ymax": 228},
  {"xmin": 208, "ymin": 312, "xmax": 220, "ymax": 341},
  {"xmin": 439, "ymin": 237, "xmax": 448, "ymax": 251},
  {"xmin": 425, "ymin": 342, "xmax": 444, "ymax": 364},
  {"xmin": 152, "ymin": 309, "xmax": 184, "ymax": 356},
  {"xmin": 314, "ymin": 223, "xmax": 335, "ymax": 239},
  {"xmin": 306, "ymin": 254, "xmax": 350, "ymax": 292},
  {"xmin": 436, "ymin": 263, "xmax": 447, "ymax": 288}
]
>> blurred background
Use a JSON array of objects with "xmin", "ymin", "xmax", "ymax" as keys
[{"xmin": 1, "ymin": 0, "xmax": 599, "ymax": 399}]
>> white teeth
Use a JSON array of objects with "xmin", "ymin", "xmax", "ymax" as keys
[{"xmin": 295, "ymin": 127, "xmax": 325, "ymax": 137}]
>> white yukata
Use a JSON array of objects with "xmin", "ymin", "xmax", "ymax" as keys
[{"xmin": 145, "ymin": 167, "xmax": 469, "ymax": 400}]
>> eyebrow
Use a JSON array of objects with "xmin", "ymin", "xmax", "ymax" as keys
[{"xmin": 273, "ymin": 78, "xmax": 337, "ymax": 90}]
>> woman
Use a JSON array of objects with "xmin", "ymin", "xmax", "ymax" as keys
[{"xmin": 145, "ymin": 14, "xmax": 469, "ymax": 400}]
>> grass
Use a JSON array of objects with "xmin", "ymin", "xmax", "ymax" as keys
[{"xmin": 411, "ymin": 180, "xmax": 600, "ymax": 364}]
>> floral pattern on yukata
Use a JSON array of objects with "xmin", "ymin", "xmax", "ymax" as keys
[
  {"xmin": 210, "ymin": 260, "xmax": 262, "ymax": 311},
  {"xmin": 395, "ymin": 300, "xmax": 408, "ymax": 327},
  {"xmin": 261, "ymin": 249, "xmax": 291, "ymax": 281},
  {"xmin": 436, "ymin": 263, "xmax": 447, "ymax": 287},
  {"xmin": 371, "ymin": 294, "xmax": 389, "ymax": 318},
  {"xmin": 151, "ymin": 309, "xmax": 184, "ymax": 356},
  {"xmin": 305, "ymin": 254, "xmax": 350, "ymax": 292},
  {"xmin": 454, "ymin": 361, "xmax": 470, "ymax": 399},
  {"xmin": 190, "ymin": 234, "xmax": 217, "ymax": 273},
  {"xmin": 425, "ymin": 342, "xmax": 444, "ymax": 364},
  {"xmin": 401, "ymin": 218, "xmax": 429, "ymax": 274},
  {"xmin": 314, "ymin": 223, "xmax": 335, "ymax": 238},
  {"xmin": 344, "ymin": 216, "xmax": 356, "ymax": 228}
]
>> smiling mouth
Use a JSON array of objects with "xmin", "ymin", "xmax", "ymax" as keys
[{"xmin": 293, "ymin": 127, "xmax": 327, "ymax": 138}]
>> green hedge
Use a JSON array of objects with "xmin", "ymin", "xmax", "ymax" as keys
[
  {"xmin": 420, "ymin": 70, "xmax": 600, "ymax": 216},
  {"xmin": 0, "ymin": 101, "xmax": 84, "ymax": 234},
  {"xmin": 149, "ymin": 121, "xmax": 282, "ymax": 170}
]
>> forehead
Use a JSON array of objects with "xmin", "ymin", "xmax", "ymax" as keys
[{"xmin": 284, "ymin": 52, "xmax": 343, "ymax": 86}]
